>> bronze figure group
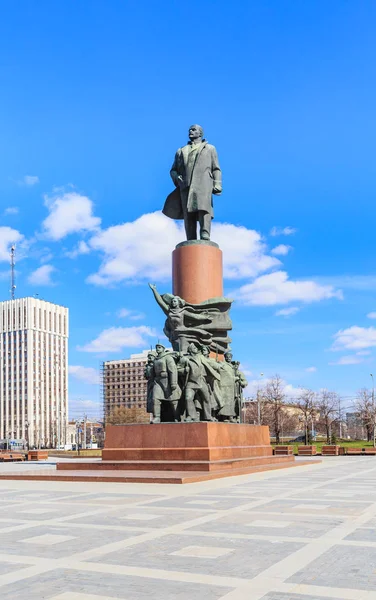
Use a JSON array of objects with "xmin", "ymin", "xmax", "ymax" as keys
[{"xmin": 144, "ymin": 343, "xmax": 248, "ymax": 423}]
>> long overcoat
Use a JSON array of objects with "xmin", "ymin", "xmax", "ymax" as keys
[
  {"xmin": 163, "ymin": 141, "xmax": 222, "ymax": 219},
  {"xmin": 152, "ymin": 351, "xmax": 181, "ymax": 402}
]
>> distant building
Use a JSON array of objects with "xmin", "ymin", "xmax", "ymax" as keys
[
  {"xmin": 66, "ymin": 419, "xmax": 104, "ymax": 448},
  {"xmin": 102, "ymin": 351, "xmax": 150, "ymax": 423},
  {"xmin": 0, "ymin": 297, "xmax": 68, "ymax": 448}
]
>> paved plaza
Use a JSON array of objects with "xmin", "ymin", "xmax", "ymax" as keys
[{"xmin": 1, "ymin": 457, "xmax": 376, "ymax": 599}]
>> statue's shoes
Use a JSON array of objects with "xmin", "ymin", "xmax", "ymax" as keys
[
  {"xmin": 152, "ymin": 418, "xmax": 161, "ymax": 424},
  {"xmin": 200, "ymin": 232, "xmax": 210, "ymax": 241}
]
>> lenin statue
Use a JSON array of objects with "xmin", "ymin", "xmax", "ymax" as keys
[{"xmin": 162, "ymin": 125, "xmax": 222, "ymax": 241}]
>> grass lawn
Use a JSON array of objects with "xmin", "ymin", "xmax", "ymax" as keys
[{"xmin": 49, "ymin": 449, "xmax": 102, "ymax": 458}]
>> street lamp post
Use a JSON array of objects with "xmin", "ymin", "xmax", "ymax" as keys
[
  {"xmin": 371, "ymin": 374, "xmax": 375, "ymax": 448},
  {"xmin": 257, "ymin": 373, "xmax": 264, "ymax": 425}
]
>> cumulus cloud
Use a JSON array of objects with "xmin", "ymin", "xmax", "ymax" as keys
[
  {"xmin": 305, "ymin": 366, "xmax": 317, "ymax": 373},
  {"xmin": 42, "ymin": 190, "xmax": 101, "ymax": 240},
  {"xmin": 332, "ymin": 326, "xmax": 376, "ymax": 351},
  {"xmin": 79, "ymin": 326, "xmax": 157, "ymax": 353},
  {"xmin": 275, "ymin": 306, "xmax": 300, "ymax": 317},
  {"xmin": 367, "ymin": 312, "xmax": 376, "ymax": 319},
  {"xmin": 271, "ymin": 244, "xmax": 292, "ymax": 256},
  {"xmin": 27, "ymin": 264, "xmax": 56, "ymax": 286},
  {"xmin": 270, "ymin": 226, "xmax": 297, "ymax": 237},
  {"xmin": 17, "ymin": 175, "xmax": 39, "ymax": 186},
  {"xmin": 69, "ymin": 365, "xmax": 100, "ymax": 385},
  {"xmin": 117, "ymin": 308, "xmax": 145, "ymax": 321},
  {"xmin": 65, "ymin": 240, "xmax": 91, "ymax": 259},
  {"xmin": 235, "ymin": 271, "xmax": 342, "ymax": 306},
  {"xmin": 0, "ymin": 227, "xmax": 24, "ymax": 261},
  {"xmin": 330, "ymin": 355, "xmax": 365, "ymax": 366},
  {"xmin": 4, "ymin": 207, "xmax": 19, "ymax": 216},
  {"xmin": 87, "ymin": 211, "xmax": 280, "ymax": 286}
]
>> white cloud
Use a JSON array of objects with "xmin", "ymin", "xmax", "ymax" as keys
[
  {"xmin": 18, "ymin": 175, "xmax": 39, "ymax": 186},
  {"xmin": 4, "ymin": 207, "xmax": 19, "ymax": 215},
  {"xmin": 236, "ymin": 271, "xmax": 342, "ymax": 306},
  {"xmin": 69, "ymin": 365, "xmax": 100, "ymax": 385},
  {"xmin": 305, "ymin": 366, "xmax": 317, "ymax": 373},
  {"xmin": 117, "ymin": 308, "xmax": 145, "ymax": 321},
  {"xmin": 275, "ymin": 306, "xmax": 300, "ymax": 317},
  {"xmin": 27, "ymin": 264, "xmax": 56, "ymax": 286},
  {"xmin": 332, "ymin": 326, "xmax": 376, "ymax": 351},
  {"xmin": 368, "ymin": 312, "xmax": 376, "ymax": 319},
  {"xmin": 244, "ymin": 377, "xmax": 301, "ymax": 400},
  {"xmin": 270, "ymin": 226, "xmax": 297, "ymax": 237},
  {"xmin": 330, "ymin": 355, "xmax": 365, "ymax": 366},
  {"xmin": 271, "ymin": 244, "xmax": 292, "ymax": 256},
  {"xmin": 65, "ymin": 240, "xmax": 91, "ymax": 259},
  {"xmin": 0, "ymin": 227, "xmax": 24, "ymax": 261},
  {"xmin": 87, "ymin": 211, "xmax": 280, "ymax": 286},
  {"xmin": 213, "ymin": 223, "xmax": 280, "ymax": 279},
  {"xmin": 79, "ymin": 326, "xmax": 157, "ymax": 353},
  {"xmin": 42, "ymin": 190, "xmax": 101, "ymax": 241}
]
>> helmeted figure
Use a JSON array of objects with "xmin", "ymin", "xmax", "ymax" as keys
[
  {"xmin": 180, "ymin": 343, "xmax": 213, "ymax": 422},
  {"xmin": 218, "ymin": 350, "xmax": 237, "ymax": 422},
  {"xmin": 144, "ymin": 351, "xmax": 157, "ymax": 414},
  {"xmin": 163, "ymin": 124, "xmax": 222, "ymax": 241},
  {"xmin": 152, "ymin": 344, "xmax": 181, "ymax": 423}
]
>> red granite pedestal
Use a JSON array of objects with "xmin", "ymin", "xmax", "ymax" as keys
[{"xmin": 51, "ymin": 422, "xmax": 312, "ymax": 483}]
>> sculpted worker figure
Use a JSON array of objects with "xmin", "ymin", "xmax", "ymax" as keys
[{"xmin": 163, "ymin": 124, "xmax": 222, "ymax": 241}]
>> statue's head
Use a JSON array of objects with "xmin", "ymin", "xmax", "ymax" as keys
[
  {"xmin": 188, "ymin": 124, "xmax": 204, "ymax": 141},
  {"xmin": 201, "ymin": 345, "xmax": 210, "ymax": 356},
  {"xmin": 188, "ymin": 343, "xmax": 199, "ymax": 355},
  {"xmin": 147, "ymin": 351, "xmax": 156, "ymax": 362},
  {"xmin": 155, "ymin": 343, "xmax": 165, "ymax": 355},
  {"xmin": 224, "ymin": 351, "xmax": 233, "ymax": 363},
  {"xmin": 170, "ymin": 295, "xmax": 185, "ymax": 309}
]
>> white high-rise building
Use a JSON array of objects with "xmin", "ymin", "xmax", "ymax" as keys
[{"xmin": 0, "ymin": 297, "xmax": 68, "ymax": 448}]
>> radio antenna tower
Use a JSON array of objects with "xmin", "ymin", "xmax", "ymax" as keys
[{"xmin": 10, "ymin": 245, "xmax": 16, "ymax": 300}]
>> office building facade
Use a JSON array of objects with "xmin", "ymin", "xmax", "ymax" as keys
[
  {"xmin": 102, "ymin": 351, "xmax": 149, "ymax": 422},
  {"xmin": 0, "ymin": 297, "xmax": 68, "ymax": 447}
]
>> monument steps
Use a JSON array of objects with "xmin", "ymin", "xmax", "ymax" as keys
[
  {"xmin": 56, "ymin": 454, "xmax": 293, "ymax": 472},
  {"xmin": 0, "ymin": 459, "xmax": 318, "ymax": 484}
]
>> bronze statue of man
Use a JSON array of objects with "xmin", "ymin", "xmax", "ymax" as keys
[{"xmin": 163, "ymin": 125, "xmax": 222, "ymax": 241}]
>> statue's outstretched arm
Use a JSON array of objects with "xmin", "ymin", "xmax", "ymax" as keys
[{"xmin": 148, "ymin": 283, "xmax": 169, "ymax": 316}]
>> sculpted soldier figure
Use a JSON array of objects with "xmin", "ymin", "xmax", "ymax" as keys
[
  {"xmin": 201, "ymin": 345, "xmax": 224, "ymax": 418},
  {"xmin": 180, "ymin": 343, "xmax": 213, "ymax": 422},
  {"xmin": 218, "ymin": 350, "xmax": 237, "ymax": 422},
  {"xmin": 163, "ymin": 124, "xmax": 222, "ymax": 241},
  {"xmin": 152, "ymin": 344, "xmax": 181, "ymax": 423},
  {"xmin": 233, "ymin": 360, "xmax": 248, "ymax": 422},
  {"xmin": 144, "ymin": 351, "xmax": 156, "ymax": 414}
]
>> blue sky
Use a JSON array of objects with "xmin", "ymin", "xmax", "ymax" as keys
[{"xmin": 1, "ymin": 1, "xmax": 376, "ymax": 418}]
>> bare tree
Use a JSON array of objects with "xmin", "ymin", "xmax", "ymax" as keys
[
  {"xmin": 355, "ymin": 388, "xmax": 376, "ymax": 446},
  {"xmin": 107, "ymin": 407, "xmax": 150, "ymax": 425},
  {"xmin": 295, "ymin": 388, "xmax": 318, "ymax": 445},
  {"xmin": 317, "ymin": 389, "xmax": 340, "ymax": 444},
  {"xmin": 263, "ymin": 375, "xmax": 286, "ymax": 444}
]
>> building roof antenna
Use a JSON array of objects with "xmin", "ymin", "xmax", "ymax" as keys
[{"xmin": 10, "ymin": 245, "xmax": 16, "ymax": 300}]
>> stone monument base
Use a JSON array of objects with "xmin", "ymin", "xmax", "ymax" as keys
[{"xmin": 51, "ymin": 423, "xmax": 315, "ymax": 483}]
